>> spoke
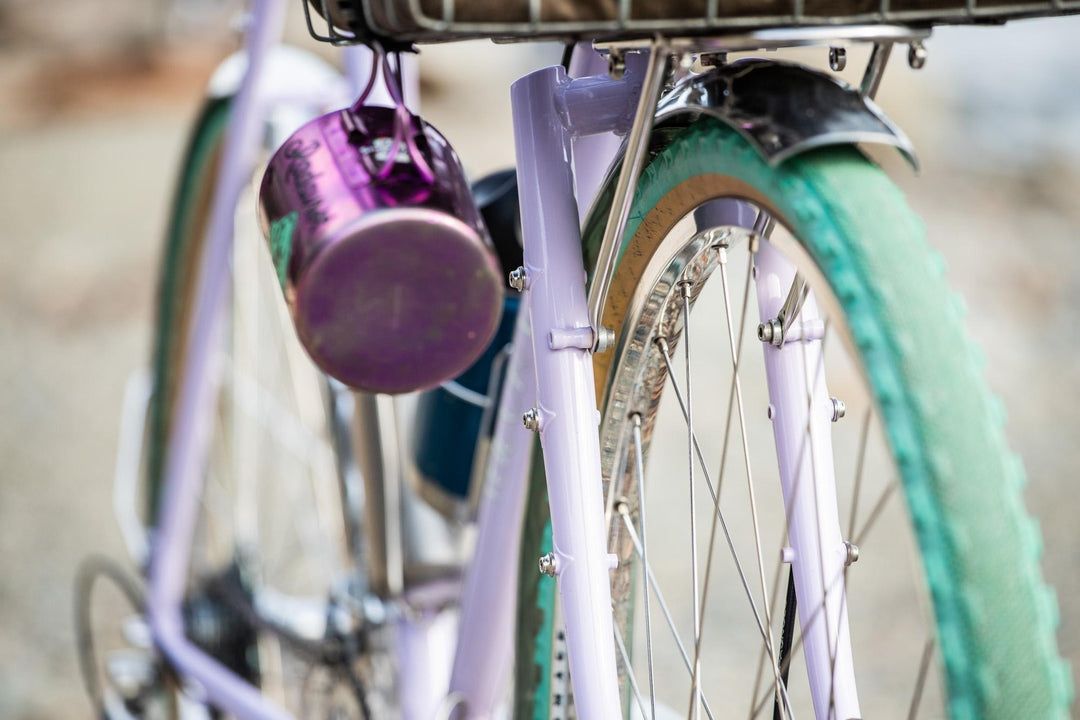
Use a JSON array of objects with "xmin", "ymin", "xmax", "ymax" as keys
[
  {"xmin": 854, "ymin": 479, "xmax": 898, "ymax": 548},
  {"xmin": 679, "ymin": 281, "xmax": 704, "ymax": 720},
  {"xmin": 714, "ymin": 243, "xmax": 783, "ymax": 715},
  {"xmin": 614, "ymin": 624, "xmax": 652, "ymax": 720},
  {"xmin": 618, "ymin": 506, "xmax": 718, "ymax": 720},
  {"xmin": 748, "ymin": 560, "xmax": 853, "ymax": 719},
  {"xmin": 847, "ymin": 409, "xmax": 873, "ymax": 541},
  {"xmin": 655, "ymin": 339, "xmax": 775, "ymax": 661},
  {"xmin": 657, "ymin": 343, "xmax": 727, "ymax": 495},
  {"xmin": 631, "ymin": 414, "xmax": 658, "ymax": 720},
  {"xmin": 748, "ymin": 529, "xmax": 790, "ymax": 720},
  {"xmin": 748, "ymin": 321, "xmax": 835, "ymax": 720},
  {"xmin": 907, "ymin": 637, "xmax": 936, "ymax": 720},
  {"xmin": 681, "ymin": 244, "xmax": 788, "ymax": 716},
  {"xmin": 794, "ymin": 295, "xmax": 840, "ymax": 714}
]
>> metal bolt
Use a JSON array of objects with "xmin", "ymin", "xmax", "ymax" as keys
[
  {"xmin": 508, "ymin": 266, "xmax": 526, "ymax": 292},
  {"xmin": 843, "ymin": 541, "xmax": 860, "ymax": 566},
  {"xmin": 908, "ymin": 41, "xmax": 927, "ymax": 70},
  {"xmin": 523, "ymin": 407, "xmax": 540, "ymax": 432},
  {"xmin": 829, "ymin": 46, "xmax": 847, "ymax": 72},
  {"xmin": 594, "ymin": 326, "xmax": 615, "ymax": 353},
  {"xmin": 831, "ymin": 397, "xmax": 846, "ymax": 422},
  {"xmin": 538, "ymin": 552, "xmax": 557, "ymax": 577},
  {"xmin": 607, "ymin": 49, "xmax": 626, "ymax": 80},
  {"xmin": 758, "ymin": 319, "xmax": 782, "ymax": 346}
]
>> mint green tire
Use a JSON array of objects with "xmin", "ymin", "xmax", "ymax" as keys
[
  {"xmin": 516, "ymin": 119, "xmax": 1071, "ymax": 720},
  {"xmin": 146, "ymin": 97, "xmax": 232, "ymax": 525}
]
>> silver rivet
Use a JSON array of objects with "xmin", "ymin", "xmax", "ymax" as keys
[
  {"xmin": 508, "ymin": 266, "xmax": 526, "ymax": 292},
  {"xmin": 829, "ymin": 46, "xmax": 847, "ymax": 72},
  {"xmin": 844, "ymin": 541, "xmax": 860, "ymax": 565},
  {"xmin": 538, "ymin": 552, "xmax": 557, "ymax": 577},
  {"xmin": 908, "ymin": 41, "xmax": 927, "ymax": 70},
  {"xmin": 831, "ymin": 397, "xmax": 846, "ymax": 422},
  {"xmin": 523, "ymin": 408, "xmax": 540, "ymax": 432}
]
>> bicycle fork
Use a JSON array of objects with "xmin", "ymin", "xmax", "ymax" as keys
[
  {"xmin": 510, "ymin": 61, "xmax": 642, "ymax": 720},
  {"xmin": 510, "ymin": 55, "xmax": 860, "ymax": 720},
  {"xmin": 755, "ymin": 239, "xmax": 860, "ymax": 720}
]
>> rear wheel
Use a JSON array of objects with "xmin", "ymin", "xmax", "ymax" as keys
[
  {"xmin": 516, "ymin": 119, "xmax": 1070, "ymax": 720},
  {"xmin": 143, "ymin": 97, "xmax": 365, "ymax": 718}
]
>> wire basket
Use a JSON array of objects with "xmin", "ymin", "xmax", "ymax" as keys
[{"xmin": 304, "ymin": 0, "xmax": 1080, "ymax": 44}]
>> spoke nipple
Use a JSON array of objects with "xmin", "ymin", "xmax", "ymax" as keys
[
  {"xmin": 630, "ymin": 412, "xmax": 643, "ymax": 428},
  {"xmin": 710, "ymin": 228, "xmax": 732, "ymax": 249},
  {"xmin": 678, "ymin": 280, "xmax": 692, "ymax": 299},
  {"xmin": 538, "ymin": 552, "xmax": 558, "ymax": 577},
  {"xmin": 607, "ymin": 553, "xmax": 619, "ymax": 570},
  {"xmin": 844, "ymin": 541, "xmax": 860, "ymax": 565},
  {"xmin": 508, "ymin": 266, "xmax": 527, "ymax": 292},
  {"xmin": 523, "ymin": 407, "xmax": 541, "ymax": 432},
  {"xmin": 615, "ymin": 497, "xmax": 632, "ymax": 516},
  {"xmin": 831, "ymin": 397, "xmax": 846, "ymax": 422},
  {"xmin": 593, "ymin": 326, "xmax": 616, "ymax": 353},
  {"xmin": 781, "ymin": 547, "xmax": 795, "ymax": 564},
  {"xmin": 654, "ymin": 336, "xmax": 671, "ymax": 356},
  {"xmin": 829, "ymin": 46, "xmax": 847, "ymax": 72}
]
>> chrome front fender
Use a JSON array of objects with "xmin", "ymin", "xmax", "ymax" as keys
[{"xmin": 655, "ymin": 59, "xmax": 918, "ymax": 170}]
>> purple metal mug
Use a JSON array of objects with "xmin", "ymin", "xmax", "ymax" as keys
[{"xmin": 258, "ymin": 100, "xmax": 504, "ymax": 394}]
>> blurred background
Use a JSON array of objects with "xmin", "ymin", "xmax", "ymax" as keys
[{"xmin": 0, "ymin": 1, "xmax": 1078, "ymax": 718}]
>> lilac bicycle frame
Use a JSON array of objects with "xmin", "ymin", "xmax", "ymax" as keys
[{"xmin": 145, "ymin": 0, "xmax": 859, "ymax": 718}]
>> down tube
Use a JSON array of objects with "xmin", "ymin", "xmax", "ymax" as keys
[
  {"xmin": 511, "ymin": 65, "xmax": 623, "ymax": 720},
  {"xmin": 449, "ymin": 300, "xmax": 536, "ymax": 720}
]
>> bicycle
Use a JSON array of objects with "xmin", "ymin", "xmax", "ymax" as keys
[{"xmin": 75, "ymin": 0, "xmax": 1074, "ymax": 719}]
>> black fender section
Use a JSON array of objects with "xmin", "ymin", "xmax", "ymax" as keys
[{"xmin": 655, "ymin": 59, "xmax": 918, "ymax": 170}]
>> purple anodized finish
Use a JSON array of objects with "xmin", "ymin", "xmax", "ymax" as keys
[{"xmin": 258, "ymin": 100, "xmax": 504, "ymax": 395}]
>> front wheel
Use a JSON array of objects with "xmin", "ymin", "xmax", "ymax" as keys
[{"xmin": 516, "ymin": 119, "xmax": 1070, "ymax": 720}]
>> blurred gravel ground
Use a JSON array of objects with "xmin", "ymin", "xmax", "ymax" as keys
[{"xmin": 1, "ymin": 3, "xmax": 1079, "ymax": 718}]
